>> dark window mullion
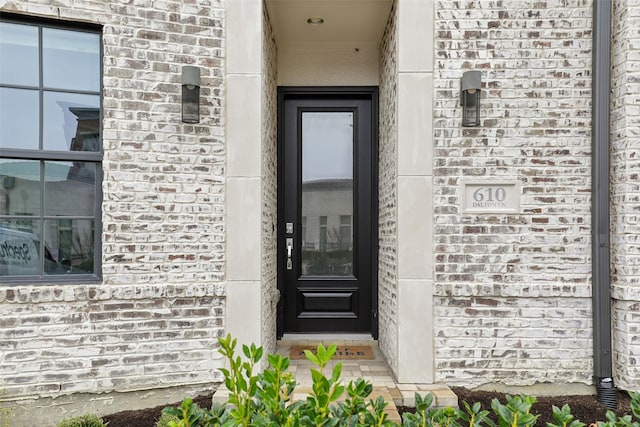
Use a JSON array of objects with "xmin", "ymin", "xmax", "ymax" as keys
[
  {"xmin": 42, "ymin": 217, "xmax": 95, "ymax": 221},
  {"xmin": 0, "ymin": 218, "xmax": 37, "ymax": 222},
  {"xmin": 0, "ymin": 149, "xmax": 102, "ymax": 161},
  {"xmin": 0, "ymin": 83, "xmax": 40, "ymax": 91},
  {"xmin": 92, "ymin": 163, "xmax": 102, "ymax": 276},
  {"xmin": 37, "ymin": 20, "xmax": 48, "ymax": 275},
  {"xmin": 38, "ymin": 25, "xmax": 43, "ymax": 151},
  {"xmin": 39, "ymin": 160, "xmax": 45, "ymax": 276},
  {"xmin": 38, "ymin": 26, "xmax": 45, "ymax": 276},
  {"xmin": 41, "ymin": 86, "xmax": 101, "ymax": 97}
]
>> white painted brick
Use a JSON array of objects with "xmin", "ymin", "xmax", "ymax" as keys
[
  {"xmin": 261, "ymin": 5, "xmax": 279, "ymax": 358},
  {"xmin": 433, "ymin": 0, "xmax": 595, "ymax": 388},
  {"xmin": 611, "ymin": 0, "xmax": 640, "ymax": 390},
  {"xmin": 0, "ymin": 0, "xmax": 226, "ymax": 407},
  {"xmin": 378, "ymin": 0, "xmax": 399, "ymax": 376}
]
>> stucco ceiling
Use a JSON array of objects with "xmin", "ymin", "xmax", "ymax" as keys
[{"xmin": 265, "ymin": 0, "xmax": 393, "ymax": 49}]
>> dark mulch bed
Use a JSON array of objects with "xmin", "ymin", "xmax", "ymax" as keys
[
  {"xmin": 103, "ymin": 388, "xmax": 633, "ymax": 427},
  {"xmin": 449, "ymin": 387, "xmax": 631, "ymax": 426},
  {"xmin": 397, "ymin": 388, "xmax": 632, "ymax": 426},
  {"xmin": 103, "ymin": 394, "xmax": 213, "ymax": 427}
]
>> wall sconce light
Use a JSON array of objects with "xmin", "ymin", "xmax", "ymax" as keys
[
  {"xmin": 182, "ymin": 66, "xmax": 200, "ymax": 124},
  {"xmin": 461, "ymin": 70, "xmax": 481, "ymax": 127}
]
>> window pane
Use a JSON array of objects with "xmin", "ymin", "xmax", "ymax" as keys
[
  {"xmin": 0, "ymin": 159, "xmax": 40, "ymax": 216},
  {"xmin": 0, "ymin": 219, "xmax": 41, "ymax": 276},
  {"xmin": 44, "ymin": 161, "xmax": 95, "ymax": 216},
  {"xmin": 43, "ymin": 28, "xmax": 100, "ymax": 92},
  {"xmin": 301, "ymin": 112, "xmax": 354, "ymax": 276},
  {"xmin": 0, "ymin": 88, "xmax": 40, "ymax": 150},
  {"xmin": 44, "ymin": 218, "xmax": 94, "ymax": 275},
  {"xmin": 43, "ymin": 91, "xmax": 100, "ymax": 152},
  {"xmin": 0, "ymin": 22, "xmax": 39, "ymax": 86}
]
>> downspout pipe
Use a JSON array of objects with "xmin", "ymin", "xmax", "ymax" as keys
[{"xmin": 592, "ymin": 0, "xmax": 617, "ymax": 410}]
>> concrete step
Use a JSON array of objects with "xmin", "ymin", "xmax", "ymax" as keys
[{"xmin": 392, "ymin": 383, "xmax": 458, "ymax": 408}]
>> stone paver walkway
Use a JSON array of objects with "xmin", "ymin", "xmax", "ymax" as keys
[{"xmin": 277, "ymin": 336, "xmax": 457, "ymax": 423}]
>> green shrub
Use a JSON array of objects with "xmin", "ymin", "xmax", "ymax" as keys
[
  {"xmin": 597, "ymin": 391, "xmax": 640, "ymax": 427},
  {"xmin": 56, "ymin": 414, "xmax": 107, "ymax": 427},
  {"xmin": 163, "ymin": 334, "xmax": 392, "ymax": 426},
  {"xmin": 491, "ymin": 394, "xmax": 538, "ymax": 427},
  {"xmin": 156, "ymin": 412, "xmax": 180, "ymax": 427},
  {"xmin": 546, "ymin": 404, "xmax": 586, "ymax": 427},
  {"xmin": 161, "ymin": 334, "xmax": 640, "ymax": 427}
]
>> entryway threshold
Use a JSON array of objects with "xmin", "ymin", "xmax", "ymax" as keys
[{"xmin": 280, "ymin": 333, "xmax": 375, "ymax": 344}]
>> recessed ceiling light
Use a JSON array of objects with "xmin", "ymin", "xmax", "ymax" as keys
[{"xmin": 307, "ymin": 17, "xmax": 325, "ymax": 25}]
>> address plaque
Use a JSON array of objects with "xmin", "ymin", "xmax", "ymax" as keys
[{"xmin": 462, "ymin": 180, "xmax": 520, "ymax": 214}]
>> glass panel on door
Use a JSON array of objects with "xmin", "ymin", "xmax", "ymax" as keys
[{"xmin": 300, "ymin": 112, "xmax": 354, "ymax": 277}]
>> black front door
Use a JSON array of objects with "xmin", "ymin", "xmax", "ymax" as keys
[{"xmin": 278, "ymin": 88, "xmax": 377, "ymax": 335}]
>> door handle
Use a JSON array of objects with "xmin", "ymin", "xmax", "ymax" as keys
[{"xmin": 286, "ymin": 238, "xmax": 293, "ymax": 270}]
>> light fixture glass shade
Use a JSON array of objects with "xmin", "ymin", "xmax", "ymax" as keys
[
  {"xmin": 182, "ymin": 85, "xmax": 199, "ymax": 124},
  {"xmin": 461, "ymin": 90, "xmax": 480, "ymax": 127},
  {"xmin": 182, "ymin": 66, "xmax": 200, "ymax": 124},
  {"xmin": 461, "ymin": 70, "xmax": 481, "ymax": 127}
]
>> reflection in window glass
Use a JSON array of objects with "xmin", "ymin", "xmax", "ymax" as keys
[
  {"xmin": 319, "ymin": 216, "xmax": 327, "ymax": 253},
  {"xmin": 43, "ymin": 28, "xmax": 100, "ymax": 92},
  {"xmin": 43, "ymin": 92, "xmax": 100, "ymax": 152},
  {"xmin": 301, "ymin": 112, "xmax": 354, "ymax": 276},
  {"xmin": 44, "ymin": 161, "xmax": 95, "ymax": 216},
  {"xmin": 0, "ymin": 22, "xmax": 39, "ymax": 86},
  {"xmin": 302, "ymin": 112, "xmax": 353, "ymax": 182},
  {"xmin": 0, "ymin": 219, "xmax": 41, "ymax": 276},
  {"xmin": 0, "ymin": 88, "xmax": 39, "ymax": 150},
  {"xmin": 44, "ymin": 219, "xmax": 94, "ymax": 275},
  {"xmin": 339, "ymin": 215, "xmax": 352, "ymax": 251},
  {"xmin": 301, "ymin": 216, "xmax": 307, "ymax": 248},
  {"xmin": 0, "ymin": 159, "xmax": 41, "ymax": 216}
]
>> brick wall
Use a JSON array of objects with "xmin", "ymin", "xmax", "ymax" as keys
[
  {"xmin": 611, "ymin": 0, "xmax": 640, "ymax": 391},
  {"xmin": 261, "ymin": 4, "xmax": 278, "ymax": 358},
  {"xmin": 0, "ymin": 0, "xmax": 226, "ymax": 405},
  {"xmin": 0, "ymin": 284, "xmax": 224, "ymax": 395},
  {"xmin": 378, "ymin": 0, "xmax": 399, "ymax": 375},
  {"xmin": 3, "ymin": 0, "xmax": 638, "ymax": 408},
  {"xmin": 433, "ymin": 0, "xmax": 594, "ymax": 387}
]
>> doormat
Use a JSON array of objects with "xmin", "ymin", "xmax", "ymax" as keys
[{"xmin": 289, "ymin": 345, "xmax": 375, "ymax": 360}]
